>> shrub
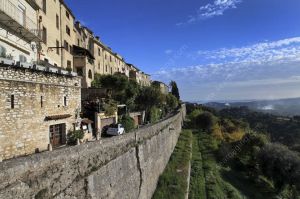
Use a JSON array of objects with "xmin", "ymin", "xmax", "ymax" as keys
[
  {"xmin": 68, "ymin": 130, "xmax": 84, "ymax": 145},
  {"xmin": 258, "ymin": 143, "xmax": 300, "ymax": 191},
  {"xmin": 149, "ymin": 106, "xmax": 161, "ymax": 123},
  {"xmin": 211, "ymin": 124, "xmax": 224, "ymax": 141},
  {"xmin": 66, "ymin": 66, "xmax": 72, "ymax": 72},
  {"xmin": 120, "ymin": 115, "xmax": 135, "ymax": 132},
  {"xmin": 103, "ymin": 103, "xmax": 116, "ymax": 116}
]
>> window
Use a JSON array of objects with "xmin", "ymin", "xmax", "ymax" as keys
[
  {"xmin": 111, "ymin": 67, "xmax": 113, "ymax": 74},
  {"xmin": 42, "ymin": 27, "xmax": 47, "ymax": 44},
  {"xmin": 105, "ymin": 54, "xmax": 107, "ymax": 60},
  {"xmin": 77, "ymin": 39, "xmax": 80, "ymax": 46},
  {"xmin": 64, "ymin": 40, "xmax": 69, "ymax": 51},
  {"xmin": 41, "ymin": 96, "xmax": 43, "ymax": 108},
  {"xmin": 0, "ymin": 45, "xmax": 6, "ymax": 57},
  {"xmin": 98, "ymin": 48, "xmax": 101, "ymax": 56},
  {"xmin": 56, "ymin": 40, "xmax": 60, "ymax": 55},
  {"xmin": 66, "ymin": 25, "xmax": 70, "ymax": 36},
  {"xmin": 98, "ymin": 63, "xmax": 100, "ymax": 69},
  {"xmin": 42, "ymin": 0, "xmax": 46, "ymax": 13},
  {"xmin": 88, "ymin": 70, "xmax": 92, "ymax": 79},
  {"xmin": 105, "ymin": 65, "xmax": 108, "ymax": 72},
  {"xmin": 66, "ymin": 11, "xmax": 70, "ymax": 19},
  {"xmin": 19, "ymin": 55, "xmax": 27, "ymax": 63},
  {"xmin": 64, "ymin": 96, "xmax": 67, "ymax": 107},
  {"xmin": 110, "ymin": 56, "xmax": 112, "ymax": 62},
  {"xmin": 18, "ymin": 4, "xmax": 26, "ymax": 26},
  {"xmin": 56, "ymin": 14, "xmax": 59, "ymax": 29},
  {"xmin": 76, "ymin": 68, "xmax": 83, "ymax": 76},
  {"xmin": 67, "ymin": 60, "xmax": 71, "ymax": 68},
  {"xmin": 11, "ymin": 95, "xmax": 14, "ymax": 109}
]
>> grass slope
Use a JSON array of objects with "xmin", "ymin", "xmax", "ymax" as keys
[
  {"xmin": 152, "ymin": 130, "xmax": 193, "ymax": 199},
  {"xmin": 189, "ymin": 131, "xmax": 244, "ymax": 199},
  {"xmin": 188, "ymin": 132, "xmax": 206, "ymax": 199}
]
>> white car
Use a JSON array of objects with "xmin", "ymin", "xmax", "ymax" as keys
[{"xmin": 106, "ymin": 124, "xmax": 125, "ymax": 136}]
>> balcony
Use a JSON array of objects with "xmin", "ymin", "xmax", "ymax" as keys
[{"xmin": 0, "ymin": 0, "xmax": 41, "ymax": 42}]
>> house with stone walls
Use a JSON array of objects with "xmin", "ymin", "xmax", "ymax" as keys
[
  {"xmin": 0, "ymin": 0, "xmax": 82, "ymax": 161},
  {"xmin": 127, "ymin": 63, "xmax": 151, "ymax": 86},
  {"xmin": 0, "ymin": 63, "xmax": 81, "ymax": 161}
]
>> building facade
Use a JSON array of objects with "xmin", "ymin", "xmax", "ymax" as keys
[
  {"xmin": 74, "ymin": 21, "xmax": 147, "ymax": 88},
  {"xmin": 0, "ymin": 0, "xmax": 153, "ymax": 161},
  {"xmin": 35, "ymin": 0, "xmax": 76, "ymax": 69},
  {"xmin": 0, "ymin": 0, "xmax": 40, "ymax": 64},
  {"xmin": 152, "ymin": 81, "xmax": 169, "ymax": 95},
  {"xmin": 0, "ymin": 0, "xmax": 81, "ymax": 161},
  {"xmin": 140, "ymin": 73, "xmax": 151, "ymax": 87}
]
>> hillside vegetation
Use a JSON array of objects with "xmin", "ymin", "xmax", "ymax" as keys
[
  {"xmin": 186, "ymin": 103, "xmax": 300, "ymax": 199},
  {"xmin": 153, "ymin": 104, "xmax": 300, "ymax": 199}
]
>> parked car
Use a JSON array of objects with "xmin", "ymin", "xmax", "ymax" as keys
[{"xmin": 106, "ymin": 124, "xmax": 125, "ymax": 136}]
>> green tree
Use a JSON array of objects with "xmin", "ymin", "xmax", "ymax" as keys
[
  {"xmin": 188, "ymin": 109, "xmax": 203, "ymax": 128},
  {"xmin": 166, "ymin": 93, "xmax": 178, "ymax": 111},
  {"xmin": 170, "ymin": 81, "xmax": 180, "ymax": 100},
  {"xmin": 91, "ymin": 74, "xmax": 140, "ymax": 109},
  {"xmin": 195, "ymin": 111, "xmax": 218, "ymax": 132},
  {"xmin": 135, "ymin": 86, "xmax": 165, "ymax": 122},
  {"xmin": 135, "ymin": 86, "xmax": 163, "ymax": 111},
  {"xmin": 92, "ymin": 73, "xmax": 128, "ymax": 92}
]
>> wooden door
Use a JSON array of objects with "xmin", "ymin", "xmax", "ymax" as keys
[{"xmin": 50, "ymin": 124, "xmax": 66, "ymax": 147}]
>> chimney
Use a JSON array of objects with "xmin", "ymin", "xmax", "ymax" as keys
[{"xmin": 95, "ymin": 36, "xmax": 100, "ymax": 41}]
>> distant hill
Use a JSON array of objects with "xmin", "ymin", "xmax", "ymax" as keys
[{"xmin": 204, "ymin": 97, "xmax": 300, "ymax": 116}]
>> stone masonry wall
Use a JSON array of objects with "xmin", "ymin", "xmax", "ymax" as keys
[
  {"xmin": 0, "ymin": 105, "xmax": 186, "ymax": 199},
  {"xmin": 0, "ymin": 66, "xmax": 81, "ymax": 160}
]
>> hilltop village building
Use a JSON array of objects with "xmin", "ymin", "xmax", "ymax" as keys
[
  {"xmin": 0, "ymin": 0, "xmax": 157, "ymax": 161},
  {"xmin": 152, "ymin": 81, "xmax": 169, "ymax": 95}
]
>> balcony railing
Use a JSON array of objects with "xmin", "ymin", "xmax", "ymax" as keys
[{"xmin": 0, "ymin": 0, "xmax": 41, "ymax": 41}]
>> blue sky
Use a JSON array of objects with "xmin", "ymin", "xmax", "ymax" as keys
[{"xmin": 66, "ymin": 0, "xmax": 300, "ymax": 101}]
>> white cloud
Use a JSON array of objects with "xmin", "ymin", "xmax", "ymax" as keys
[
  {"xmin": 197, "ymin": 37, "xmax": 300, "ymax": 63},
  {"xmin": 164, "ymin": 49, "xmax": 173, "ymax": 55},
  {"xmin": 153, "ymin": 37, "xmax": 300, "ymax": 101},
  {"xmin": 177, "ymin": 0, "xmax": 242, "ymax": 25}
]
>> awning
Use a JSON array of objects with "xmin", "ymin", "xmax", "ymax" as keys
[
  {"xmin": 45, "ymin": 114, "xmax": 72, "ymax": 121},
  {"xmin": 82, "ymin": 119, "xmax": 94, "ymax": 124},
  {"xmin": 73, "ymin": 45, "xmax": 95, "ymax": 60}
]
